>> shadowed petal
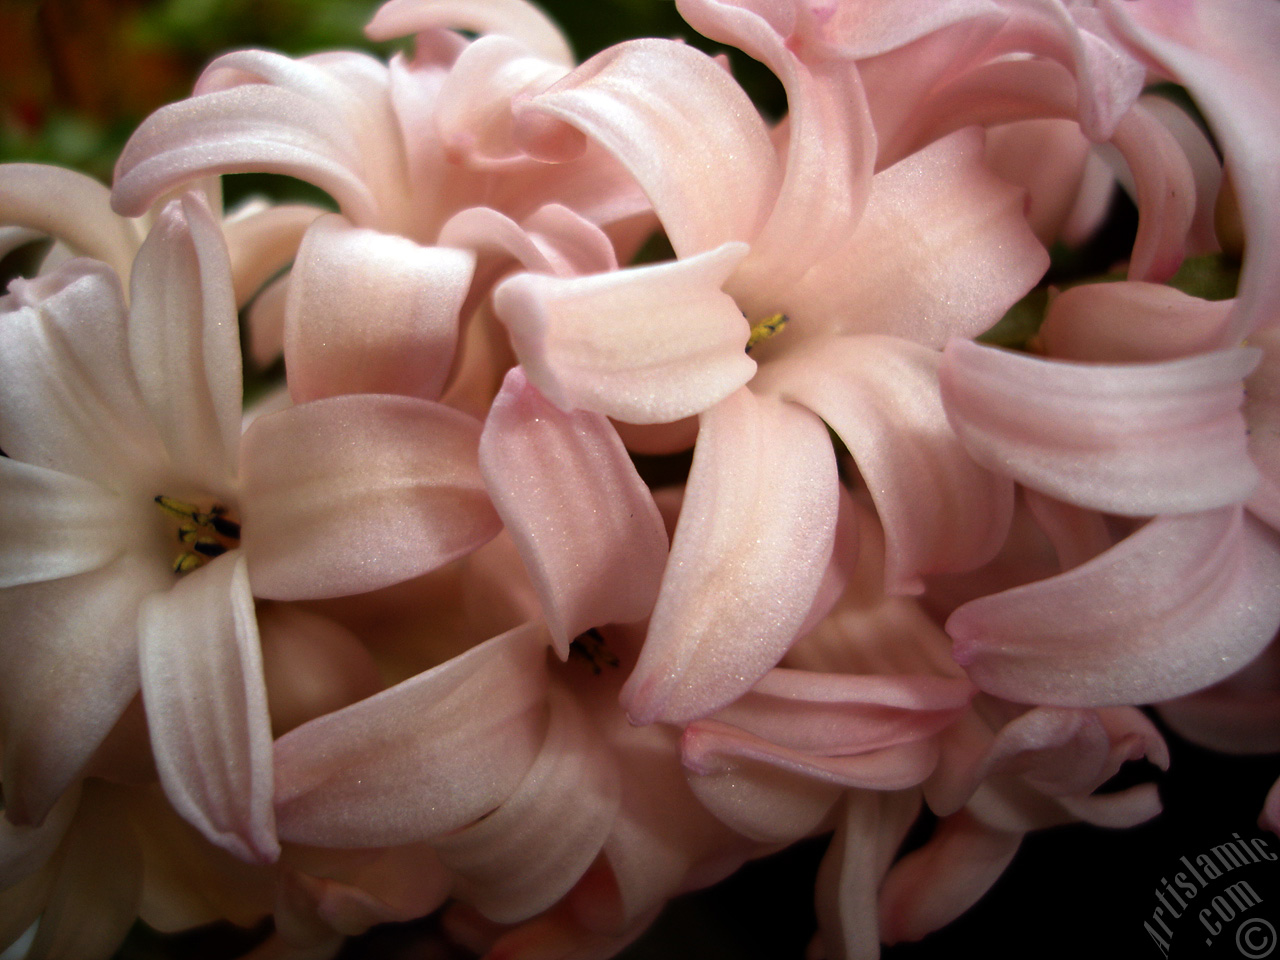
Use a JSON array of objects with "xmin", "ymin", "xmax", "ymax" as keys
[
  {"xmin": 940, "ymin": 339, "xmax": 1259, "ymax": 516},
  {"xmin": 274, "ymin": 622, "xmax": 549, "ymax": 847},
  {"xmin": 479, "ymin": 368, "xmax": 668, "ymax": 657},
  {"xmin": 0, "ymin": 554, "xmax": 168, "ymax": 827},
  {"xmin": 622, "ymin": 390, "xmax": 838, "ymax": 724},
  {"xmin": 223, "ymin": 202, "xmax": 323, "ymax": 308},
  {"xmin": 27, "ymin": 785, "xmax": 143, "ymax": 960},
  {"xmin": 1039, "ymin": 281, "xmax": 1235, "ymax": 363},
  {"xmin": 763, "ymin": 336, "xmax": 1014, "ymax": 593},
  {"xmin": 240, "ymin": 394, "xmax": 500, "ymax": 600},
  {"xmin": 814, "ymin": 791, "xmax": 922, "ymax": 960},
  {"xmin": 949, "ymin": 508, "xmax": 1280, "ymax": 705},
  {"xmin": 878, "ymin": 810, "xmax": 1020, "ymax": 945},
  {"xmin": 139, "ymin": 552, "xmax": 278, "ymax": 863},
  {"xmin": 433, "ymin": 684, "xmax": 620, "ymax": 923},
  {"xmin": 284, "ymin": 215, "xmax": 473, "ymax": 403},
  {"xmin": 1106, "ymin": 0, "xmax": 1280, "ymax": 335}
]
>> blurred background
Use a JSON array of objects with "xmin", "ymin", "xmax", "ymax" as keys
[{"xmin": 0, "ymin": 1, "xmax": 1276, "ymax": 957}]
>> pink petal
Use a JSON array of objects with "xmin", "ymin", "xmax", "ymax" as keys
[
  {"xmin": 676, "ymin": 0, "xmax": 877, "ymax": 297},
  {"xmin": 439, "ymin": 203, "xmax": 618, "ymax": 333},
  {"xmin": 1039, "ymin": 281, "xmax": 1235, "ymax": 363},
  {"xmin": 26, "ymin": 785, "xmax": 143, "ymax": 960},
  {"xmin": 948, "ymin": 508, "xmax": 1280, "ymax": 705},
  {"xmin": 761, "ymin": 335, "xmax": 1014, "ymax": 593},
  {"xmin": 683, "ymin": 721, "xmax": 940, "ymax": 793},
  {"xmin": 878, "ymin": 810, "xmax": 1021, "ymax": 945},
  {"xmin": 365, "ymin": 0, "xmax": 575, "ymax": 67},
  {"xmin": 276, "ymin": 847, "xmax": 450, "ymax": 939},
  {"xmin": 1141, "ymin": 93, "xmax": 1223, "ymax": 258},
  {"xmin": 983, "ymin": 118, "xmax": 1091, "ymax": 247},
  {"xmin": 240, "ymin": 394, "xmax": 500, "ymax": 600},
  {"xmin": 0, "ymin": 555, "xmax": 168, "ymax": 827},
  {"xmin": 273, "ymin": 622, "xmax": 549, "ymax": 847},
  {"xmin": 138, "ymin": 552, "xmax": 278, "ymax": 863},
  {"xmin": 0, "ymin": 458, "xmax": 134, "ymax": 587},
  {"xmin": 0, "ymin": 786, "xmax": 77, "ymax": 888},
  {"xmin": 1108, "ymin": 99, "xmax": 1197, "ymax": 283},
  {"xmin": 284, "ymin": 214, "xmax": 473, "ymax": 403},
  {"xmin": 1158, "ymin": 640, "xmax": 1280, "ymax": 754},
  {"xmin": 433, "ymin": 35, "xmax": 570, "ymax": 167},
  {"xmin": 478, "ymin": 368, "xmax": 668, "ymax": 657},
  {"xmin": 810, "ymin": 0, "xmax": 1002, "ymax": 59},
  {"xmin": 1021, "ymin": 489, "xmax": 1113, "ymax": 572},
  {"xmin": 621, "ymin": 390, "xmax": 838, "ymax": 724},
  {"xmin": 1245, "ymin": 329, "xmax": 1280, "ymax": 530},
  {"xmin": 493, "ymin": 243, "xmax": 755, "ymax": 424},
  {"xmin": 813, "ymin": 791, "xmax": 922, "ymax": 960},
  {"xmin": 128, "ymin": 193, "xmax": 242, "ymax": 489},
  {"xmin": 940, "ymin": 338, "xmax": 1259, "ymax": 516},
  {"xmin": 257, "ymin": 604, "xmax": 383, "ymax": 738},
  {"xmin": 785, "ymin": 128, "xmax": 1048, "ymax": 347},
  {"xmin": 113, "ymin": 51, "xmax": 405, "ymax": 231},
  {"xmin": 712, "ymin": 669, "xmax": 972, "ymax": 755},
  {"xmin": 433, "ymin": 684, "xmax": 621, "ymax": 923},
  {"xmin": 0, "ymin": 163, "xmax": 141, "ymax": 279},
  {"xmin": 1106, "ymin": 0, "xmax": 1280, "ymax": 334},
  {"xmin": 222, "ymin": 201, "xmax": 323, "ymax": 307},
  {"xmin": 246, "ymin": 272, "xmax": 290, "ymax": 369},
  {"xmin": 0, "ymin": 263, "xmax": 163, "ymax": 489},
  {"xmin": 1263, "ymin": 779, "xmax": 1280, "ymax": 836},
  {"xmin": 600, "ymin": 716, "xmax": 751, "ymax": 928},
  {"xmin": 515, "ymin": 39, "xmax": 781, "ymax": 258},
  {"xmin": 682, "ymin": 719, "xmax": 844, "ymax": 843}
]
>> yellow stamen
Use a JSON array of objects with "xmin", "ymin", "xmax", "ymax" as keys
[
  {"xmin": 746, "ymin": 313, "xmax": 788, "ymax": 352},
  {"xmin": 173, "ymin": 553, "xmax": 202, "ymax": 574},
  {"xmin": 155, "ymin": 495, "xmax": 241, "ymax": 575}
]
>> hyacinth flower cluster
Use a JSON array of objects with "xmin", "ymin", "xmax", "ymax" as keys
[{"xmin": 0, "ymin": 0, "xmax": 1277, "ymax": 957}]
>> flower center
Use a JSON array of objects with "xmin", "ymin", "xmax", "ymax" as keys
[
  {"xmin": 569, "ymin": 628, "xmax": 619, "ymax": 675},
  {"xmin": 745, "ymin": 312, "xmax": 789, "ymax": 353},
  {"xmin": 153, "ymin": 495, "xmax": 242, "ymax": 574}
]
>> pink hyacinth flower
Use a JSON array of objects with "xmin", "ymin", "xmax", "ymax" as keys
[{"xmin": 0, "ymin": 192, "xmax": 500, "ymax": 863}]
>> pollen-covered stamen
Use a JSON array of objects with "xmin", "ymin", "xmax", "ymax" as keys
[
  {"xmin": 569, "ymin": 627, "xmax": 620, "ymax": 675},
  {"xmin": 746, "ymin": 312, "xmax": 789, "ymax": 353},
  {"xmin": 154, "ymin": 495, "xmax": 241, "ymax": 575}
]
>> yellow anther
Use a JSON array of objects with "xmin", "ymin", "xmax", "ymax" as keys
[
  {"xmin": 746, "ymin": 313, "xmax": 789, "ymax": 353},
  {"xmin": 155, "ymin": 495, "xmax": 203, "ymax": 521},
  {"xmin": 156, "ymin": 495, "xmax": 241, "ymax": 575},
  {"xmin": 173, "ymin": 552, "xmax": 202, "ymax": 574}
]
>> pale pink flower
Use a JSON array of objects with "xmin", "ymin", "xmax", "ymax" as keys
[
  {"xmin": 682, "ymin": 498, "xmax": 1166, "ymax": 959},
  {"xmin": 0, "ymin": 192, "xmax": 500, "ymax": 862},
  {"xmin": 937, "ymin": 0, "xmax": 1280, "ymax": 708},
  {"xmin": 492, "ymin": 0, "xmax": 1048, "ymax": 725},
  {"xmin": 271, "ymin": 370, "xmax": 763, "ymax": 953},
  {"xmin": 108, "ymin": 0, "xmax": 650, "ymax": 382}
]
